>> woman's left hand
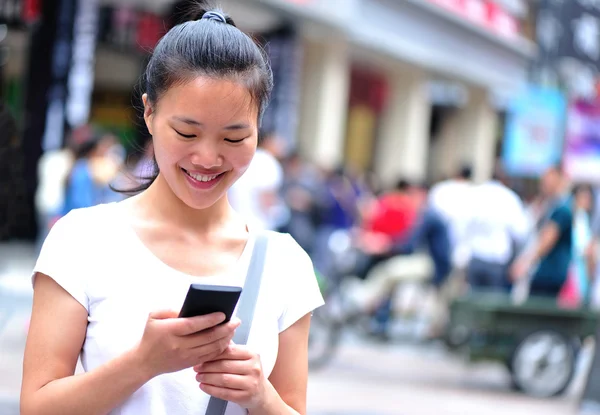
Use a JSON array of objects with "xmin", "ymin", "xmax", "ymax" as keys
[{"xmin": 194, "ymin": 344, "xmax": 270, "ymax": 410}]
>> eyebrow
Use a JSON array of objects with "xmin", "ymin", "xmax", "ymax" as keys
[{"xmin": 172, "ymin": 116, "xmax": 250, "ymax": 131}]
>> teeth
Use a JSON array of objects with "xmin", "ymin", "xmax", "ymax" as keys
[{"xmin": 186, "ymin": 170, "xmax": 219, "ymax": 182}]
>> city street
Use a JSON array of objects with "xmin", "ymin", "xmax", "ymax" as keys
[{"xmin": 0, "ymin": 244, "xmax": 589, "ymax": 415}]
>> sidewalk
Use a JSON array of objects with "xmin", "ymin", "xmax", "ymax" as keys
[{"xmin": 0, "ymin": 242, "xmax": 36, "ymax": 413}]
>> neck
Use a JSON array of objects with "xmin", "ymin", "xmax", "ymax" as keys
[{"xmin": 137, "ymin": 173, "xmax": 234, "ymax": 232}]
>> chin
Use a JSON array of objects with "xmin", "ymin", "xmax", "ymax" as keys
[{"xmin": 175, "ymin": 184, "xmax": 230, "ymax": 211}]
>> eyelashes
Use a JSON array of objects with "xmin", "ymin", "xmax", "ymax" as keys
[
  {"xmin": 174, "ymin": 129, "xmax": 195, "ymax": 139},
  {"xmin": 174, "ymin": 129, "xmax": 249, "ymax": 143}
]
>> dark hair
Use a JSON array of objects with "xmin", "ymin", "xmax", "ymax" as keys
[
  {"xmin": 395, "ymin": 179, "xmax": 411, "ymax": 192},
  {"xmin": 120, "ymin": 1, "xmax": 273, "ymax": 195},
  {"xmin": 458, "ymin": 164, "xmax": 473, "ymax": 180},
  {"xmin": 572, "ymin": 183, "xmax": 595, "ymax": 214}
]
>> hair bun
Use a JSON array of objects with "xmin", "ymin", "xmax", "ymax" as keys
[
  {"xmin": 170, "ymin": 1, "xmax": 236, "ymax": 27},
  {"xmin": 201, "ymin": 10, "xmax": 227, "ymax": 23}
]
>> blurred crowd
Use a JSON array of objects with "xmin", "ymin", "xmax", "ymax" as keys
[{"xmin": 35, "ymin": 125, "xmax": 600, "ymax": 338}]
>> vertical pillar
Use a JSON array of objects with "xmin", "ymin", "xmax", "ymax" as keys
[
  {"xmin": 296, "ymin": 37, "xmax": 349, "ymax": 169},
  {"xmin": 375, "ymin": 66, "xmax": 431, "ymax": 186},
  {"xmin": 19, "ymin": 0, "xmax": 76, "ymax": 239},
  {"xmin": 429, "ymin": 87, "xmax": 498, "ymax": 183},
  {"xmin": 459, "ymin": 87, "xmax": 498, "ymax": 183}
]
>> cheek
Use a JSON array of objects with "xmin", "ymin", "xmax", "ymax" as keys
[
  {"xmin": 228, "ymin": 143, "xmax": 256, "ymax": 172},
  {"xmin": 152, "ymin": 140, "xmax": 184, "ymax": 176}
]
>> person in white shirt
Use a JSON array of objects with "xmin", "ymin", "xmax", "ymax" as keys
[
  {"xmin": 34, "ymin": 147, "xmax": 74, "ymax": 250},
  {"xmin": 21, "ymin": 5, "xmax": 323, "ymax": 415},
  {"xmin": 465, "ymin": 170, "xmax": 530, "ymax": 292},
  {"xmin": 227, "ymin": 131, "xmax": 287, "ymax": 230},
  {"xmin": 428, "ymin": 165, "xmax": 475, "ymax": 270}
]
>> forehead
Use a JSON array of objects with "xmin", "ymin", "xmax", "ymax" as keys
[{"xmin": 157, "ymin": 76, "xmax": 258, "ymax": 124}]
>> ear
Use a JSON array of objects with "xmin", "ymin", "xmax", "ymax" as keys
[{"xmin": 142, "ymin": 93, "xmax": 154, "ymax": 136}]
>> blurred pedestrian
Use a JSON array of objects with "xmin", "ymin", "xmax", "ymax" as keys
[
  {"xmin": 429, "ymin": 164, "xmax": 475, "ymax": 271},
  {"xmin": 465, "ymin": 167, "xmax": 530, "ymax": 292},
  {"xmin": 511, "ymin": 166, "xmax": 573, "ymax": 297},
  {"xmin": 228, "ymin": 130, "xmax": 287, "ymax": 230},
  {"xmin": 566, "ymin": 184, "xmax": 594, "ymax": 305},
  {"xmin": 61, "ymin": 131, "xmax": 123, "ymax": 215},
  {"xmin": 279, "ymin": 151, "xmax": 321, "ymax": 253},
  {"xmin": 21, "ymin": 4, "xmax": 322, "ymax": 415}
]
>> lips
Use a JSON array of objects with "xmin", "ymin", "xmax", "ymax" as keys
[
  {"xmin": 181, "ymin": 167, "xmax": 225, "ymax": 190},
  {"xmin": 182, "ymin": 168, "xmax": 223, "ymax": 182}
]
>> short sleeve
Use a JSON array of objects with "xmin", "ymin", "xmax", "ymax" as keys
[
  {"xmin": 277, "ymin": 234, "xmax": 324, "ymax": 332},
  {"xmin": 550, "ymin": 205, "xmax": 572, "ymax": 234},
  {"xmin": 32, "ymin": 210, "xmax": 89, "ymax": 312}
]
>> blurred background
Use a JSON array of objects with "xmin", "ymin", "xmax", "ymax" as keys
[{"xmin": 2, "ymin": 0, "xmax": 600, "ymax": 414}]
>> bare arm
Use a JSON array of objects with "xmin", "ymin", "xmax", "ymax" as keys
[
  {"xmin": 511, "ymin": 222, "xmax": 560, "ymax": 281},
  {"xmin": 20, "ymin": 273, "xmax": 152, "ymax": 415},
  {"xmin": 530, "ymin": 221, "xmax": 560, "ymax": 262},
  {"xmin": 251, "ymin": 314, "xmax": 312, "ymax": 415},
  {"xmin": 21, "ymin": 273, "xmax": 235, "ymax": 415}
]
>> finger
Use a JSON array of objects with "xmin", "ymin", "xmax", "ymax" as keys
[
  {"xmin": 184, "ymin": 320, "xmax": 239, "ymax": 348},
  {"xmin": 193, "ymin": 345, "xmax": 254, "ymax": 372},
  {"xmin": 199, "ymin": 383, "xmax": 250, "ymax": 403},
  {"xmin": 196, "ymin": 373, "xmax": 247, "ymax": 390},
  {"xmin": 171, "ymin": 312, "xmax": 227, "ymax": 336},
  {"xmin": 149, "ymin": 309, "xmax": 179, "ymax": 320},
  {"xmin": 199, "ymin": 383, "xmax": 245, "ymax": 402},
  {"xmin": 191, "ymin": 334, "xmax": 233, "ymax": 363},
  {"xmin": 206, "ymin": 343, "xmax": 254, "ymax": 362},
  {"xmin": 195, "ymin": 359, "xmax": 248, "ymax": 375}
]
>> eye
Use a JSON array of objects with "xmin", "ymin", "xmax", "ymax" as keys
[
  {"xmin": 174, "ymin": 129, "xmax": 195, "ymax": 139},
  {"xmin": 225, "ymin": 137, "xmax": 248, "ymax": 143}
]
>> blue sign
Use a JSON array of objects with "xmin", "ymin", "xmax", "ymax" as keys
[{"xmin": 502, "ymin": 86, "xmax": 566, "ymax": 177}]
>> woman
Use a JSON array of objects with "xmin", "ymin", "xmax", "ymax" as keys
[
  {"xmin": 20, "ymin": 4, "xmax": 323, "ymax": 415},
  {"xmin": 566, "ymin": 184, "xmax": 594, "ymax": 305}
]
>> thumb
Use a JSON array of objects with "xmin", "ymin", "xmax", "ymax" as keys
[{"xmin": 149, "ymin": 309, "xmax": 179, "ymax": 320}]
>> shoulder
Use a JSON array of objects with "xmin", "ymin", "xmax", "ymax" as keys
[
  {"xmin": 259, "ymin": 231, "xmax": 323, "ymax": 332},
  {"xmin": 261, "ymin": 231, "xmax": 315, "ymax": 283},
  {"xmin": 49, "ymin": 203, "xmax": 120, "ymax": 244},
  {"xmin": 263, "ymin": 231, "xmax": 311, "ymax": 264},
  {"xmin": 550, "ymin": 203, "xmax": 573, "ymax": 224}
]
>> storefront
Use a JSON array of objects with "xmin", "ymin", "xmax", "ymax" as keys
[{"xmin": 2, "ymin": 0, "xmax": 535, "ymax": 240}]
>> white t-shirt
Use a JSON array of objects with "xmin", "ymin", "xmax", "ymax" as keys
[
  {"xmin": 35, "ymin": 149, "xmax": 73, "ymax": 215},
  {"xmin": 33, "ymin": 203, "xmax": 324, "ymax": 415},
  {"xmin": 228, "ymin": 149, "xmax": 285, "ymax": 230},
  {"xmin": 466, "ymin": 181, "xmax": 531, "ymax": 264},
  {"xmin": 428, "ymin": 179, "xmax": 474, "ymax": 268}
]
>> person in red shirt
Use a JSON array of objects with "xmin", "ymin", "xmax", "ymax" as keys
[
  {"xmin": 359, "ymin": 179, "xmax": 422, "ymax": 254},
  {"xmin": 365, "ymin": 180, "xmax": 419, "ymax": 239}
]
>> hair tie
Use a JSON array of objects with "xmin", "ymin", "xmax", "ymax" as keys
[{"xmin": 202, "ymin": 11, "xmax": 226, "ymax": 24}]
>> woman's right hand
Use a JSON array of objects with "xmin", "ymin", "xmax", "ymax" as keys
[{"xmin": 135, "ymin": 310, "xmax": 240, "ymax": 379}]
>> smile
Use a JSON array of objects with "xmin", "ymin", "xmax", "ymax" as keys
[{"xmin": 181, "ymin": 168, "xmax": 225, "ymax": 189}]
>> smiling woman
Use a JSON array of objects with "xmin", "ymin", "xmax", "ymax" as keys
[
  {"xmin": 144, "ymin": 77, "xmax": 259, "ymax": 210},
  {"xmin": 20, "ymin": 2, "xmax": 323, "ymax": 415}
]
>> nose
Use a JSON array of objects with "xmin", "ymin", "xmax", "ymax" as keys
[{"xmin": 189, "ymin": 139, "xmax": 224, "ymax": 169}]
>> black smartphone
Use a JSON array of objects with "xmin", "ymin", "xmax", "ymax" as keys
[{"xmin": 178, "ymin": 284, "xmax": 243, "ymax": 323}]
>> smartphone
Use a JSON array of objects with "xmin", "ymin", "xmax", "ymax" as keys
[{"xmin": 178, "ymin": 284, "xmax": 243, "ymax": 323}]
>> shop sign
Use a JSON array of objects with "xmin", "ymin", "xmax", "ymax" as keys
[
  {"xmin": 534, "ymin": 0, "xmax": 600, "ymax": 100},
  {"xmin": 427, "ymin": 0, "xmax": 520, "ymax": 39},
  {"xmin": 563, "ymin": 98, "xmax": 600, "ymax": 183},
  {"xmin": 98, "ymin": 6, "xmax": 165, "ymax": 53},
  {"xmin": 502, "ymin": 85, "xmax": 566, "ymax": 177}
]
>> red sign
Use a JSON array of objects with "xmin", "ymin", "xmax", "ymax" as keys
[
  {"xmin": 22, "ymin": 0, "xmax": 41, "ymax": 23},
  {"xmin": 136, "ymin": 13, "xmax": 164, "ymax": 51},
  {"xmin": 427, "ymin": 0, "xmax": 519, "ymax": 40}
]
